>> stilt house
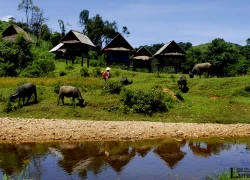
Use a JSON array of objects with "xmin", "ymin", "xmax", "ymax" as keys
[
  {"xmin": 132, "ymin": 47, "xmax": 153, "ymax": 72},
  {"xmin": 49, "ymin": 30, "xmax": 95, "ymax": 66},
  {"xmin": 154, "ymin": 40, "xmax": 186, "ymax": 73},
  {"xmin": 102, "ymin": 33, "xmax": 135, "ymax": 68}
]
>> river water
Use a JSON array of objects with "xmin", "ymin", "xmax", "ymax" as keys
[{"xmin": 0, "ymin": 137, "xmax": 250, "ymax": 180}]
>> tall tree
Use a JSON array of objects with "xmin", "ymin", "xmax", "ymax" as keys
[
  {"xmin": 122, "ymin": 26, "xmax": 130, "ymax": 37},
  {"xmin": 246, "ymin": 38, "xmax": 250, "ymax": 45},
  {"xmin": 79, "ymin": 10, "xmax": 120, "ymax": 48},
  {"xmin": 17, "ymin": 0, "xmax": 33, "ymax": 28},
  {"xmin": 30, "ymin": 7, "xmax": 49, "ymax": 45},
  {"xmin": 58, "ymin": 20, "xmax": 66, "ymax": 37},
  {"xmin": 79, "ymin": 10, "xmax": 89, "ymax": 34}
]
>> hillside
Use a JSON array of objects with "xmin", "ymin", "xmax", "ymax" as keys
[{"xmin": 0, "ymin": 62, "xmax": 250, "ymax": 124}]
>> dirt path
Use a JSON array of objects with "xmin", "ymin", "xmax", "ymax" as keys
[{"xmin": 1, "ymin": 117, "xmax": 250, "ymax": 143}]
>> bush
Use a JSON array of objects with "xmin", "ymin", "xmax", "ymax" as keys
[
  {"xmin": 20, "ymin": 59, "xmax": 55, "ymax": 77},
  {"xmin": 120, "ymin": 89, "xmax": 174, "ymax": 115},
  {"xmin": 80, "ymin": 67, "xmax": 90, "ymax": 77},
  {"xmin": 92, "ymin": 67, "xmax": 102, "ymax": 77},
  {"xmin": 105, "ymin": 81, "xmax": 123, "ymax": 94},
  {"xmin": 65, "ymin": 64, "xmax": 74, "ymax": 70},
  {"xmin": 54, "ymin": 81, "xmax": 63, "ymax": 94}
]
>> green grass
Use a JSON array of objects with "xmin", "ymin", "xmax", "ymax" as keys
[
  {"xmin": 207, "ymin": 167, "xmax": 250, "ymax": 180},
  {"xmin": 1, "ymin": 61, "xmax": 250, "ymax": 123}
]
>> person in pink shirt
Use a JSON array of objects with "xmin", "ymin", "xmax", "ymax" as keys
[{"xmin": 102, "ymin": 67, "xmax": 111, "ymax": 89}]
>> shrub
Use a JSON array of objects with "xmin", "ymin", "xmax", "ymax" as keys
[
  {"xmin": 80, "ymin": 67, "xmax": 90, "ymax": 77},
  {"xmin": 54, "ymin": 81, "xmax": 63, "ymax": 94},
  {"xmin": 120, "ymin": 89, "xmax": 174, "ymax": 115},
  {"xmin": 105, "ymin": 81, "xmax": 123, "ymax": 94},
  {"xmin": 92, "ymin": 67, "xmax": 102, "ymax": 77},
  {"xmin": 65, "ymin": 64, "xmax": 74, "ymax": 70},
  {"xmin": 20, "ymin": 59, "xmax": 55, "ymax": 77}
]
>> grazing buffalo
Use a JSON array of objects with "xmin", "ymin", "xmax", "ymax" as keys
[
  {"xmin": 57, "ymin": 86, "xmax": 84, "ymax": 106},
  {"xmin": 189, "ymin": 63, "xmax": 212, "ymax": 78},
  {"xmin": 178, "ymin": 75, "xmax": 187, "ymax": 89},
  {"xmin": 9, "ymin": 82, "xmax": 37, "ymax": 105},
  {"xmin": 120, "ymin": 77, "xmax": 133, "ymax": 85}
]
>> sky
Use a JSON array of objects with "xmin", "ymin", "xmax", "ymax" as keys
[{"xmin": 0, "ymin": 0, "xmax": 249, "ymax": 48}]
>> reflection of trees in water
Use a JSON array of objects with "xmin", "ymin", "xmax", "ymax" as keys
[
  {"xmin": 56, "ymin": 142, "xmax": 105, "ymax": 179},
  {"xmin": 154, "ymin": 139, "xmax": 187, "ymax": 169},
  {"xmin": 188, "ymin": 139, "xmax": 231, "ymax": 157},
  {"xmin": 101, "ymin": 141, "xmax": 136, "ymax": 173},
  {"xmin": 0, "ymin": 143, "xmax": 48, "ymax": 179}
]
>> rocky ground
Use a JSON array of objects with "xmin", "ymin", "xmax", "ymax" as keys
[{"xmin": 1, "ymin": 117, "xmax": 250, "ymax": 143}]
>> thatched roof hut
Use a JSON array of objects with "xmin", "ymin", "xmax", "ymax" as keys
[
  {"xmin": 132, "ymin": 47, "xmax": 153, "ymax": 72},
  {"xmin": 154, "ymin": 40, "xmax": 186, "ymax": 73},
  {"xmin": 2, "ymin": 24, "xmax": 34, "ymax": 43},
  {"xmin": 49, "ymin": 30, "xmax": 95, "ymax": 66},
  {"xmin": 102, "ymin": 33, "xmax": 135, "ymax": 68}
]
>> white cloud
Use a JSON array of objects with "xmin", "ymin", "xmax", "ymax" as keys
[{"xmin": 0, "ymin": 15, "xmax": 14, "ymax": 22}]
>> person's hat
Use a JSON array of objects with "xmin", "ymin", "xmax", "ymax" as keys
[{"xmin": 106, "ymin": 67, "xmax": 111, "ymax": 71}]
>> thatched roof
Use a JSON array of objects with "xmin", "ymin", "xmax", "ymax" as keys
[
  {"xmin": 132, "ymin": 47, "xmax": 152, "ymax": 61},
  {"xmin": 102, "ymin": 33, "xmax": 134, "ymax": 52},
  {"xmin": 59, "ymin": 30, "xmax": 95, "ymax": 47},
  {"xmin": 2, "ymin": 24, "xmax": 34, "ymax": 43},
  {"xmin": 154, "ymin": 40, "xmax": 186, "ymax": 57}
]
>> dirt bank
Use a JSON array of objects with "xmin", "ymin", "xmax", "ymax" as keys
[{"xmin": 1, "ymin": 117, "xmax": 250, "ymax": 143}]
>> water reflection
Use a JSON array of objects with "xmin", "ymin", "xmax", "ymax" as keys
[
  {"xmin": 0, "ymin": 138, "xmax": 250, "ymax": 180},
  {"xmin": 154, "ymin": 139, "xmax": 186, "ymax": 169},
  {"xmin": 188, "ymin": 139, "xmax": 232, "ymax": 157}
]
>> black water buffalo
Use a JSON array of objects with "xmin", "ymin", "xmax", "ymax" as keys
[
  {"xmin": 178, "ymin": 75, "xmax": 187, "ymax": 89},
  {"xmin": 9, "ymin": 82, "xmax": 37, "ymax": 105},
  {"xmin": 57, "ymin": 86, "xmax": 84, "ymax": 106},
  {"xmin": 120, "ymin": 77, "xmax": 133, "ymax": 85},
  {"xmin": 189, "ymin": 63, "xmax": 212, "ymax": 78}
]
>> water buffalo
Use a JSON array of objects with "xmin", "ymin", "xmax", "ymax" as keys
[
  {"xmin": 178, "ymin": 75, "xmax": 187, "ymax": 89},
  {"xmin": 9, "ymin": 82, "xmax": 37, "ymax": 105},
  {"xmin": 120, "ymin": 77, "xmax": 133, "ymax": 85},
  {"xmin": 57, "ymin": 86, "xmax": 84, "ymax": 106},
  {"xmin": 189, "ymin": 63, "xmax": 212, "ymax": 78}
]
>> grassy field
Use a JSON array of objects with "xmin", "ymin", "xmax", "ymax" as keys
[{"xmin": 1, "ymin": 61, "xmax": 250, "ymax": 123}]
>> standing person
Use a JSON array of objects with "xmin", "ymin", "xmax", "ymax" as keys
[{"xmin": 102, "ymin": 67, "xmax": 111, "ymax": 89}]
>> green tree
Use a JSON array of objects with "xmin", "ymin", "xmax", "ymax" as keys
[
  {"xmin": 50, "ymin": 32, "xmax": 62, "ymax": 47},
  {"xmin": 0, "ymin": 35, "xmax": 33, "ymax": 76},
  {"xmin": 58, "ymin": 20, "xmax": 66, "ymax": 37},
  {"xmin": 246, "ymin": 38, "xmax": 250, "ymax": 45},
  {"xmin": 30, "ymin": 7, "xmax": 49, "ymax": 45},
  {"xmin": 122, "ymin": 26, "xmax": 130, "ymax": 37},
  {"xmin": 17, "ymin": 0, "xmax": 33, "ymax": 28},
  {"xmin": 177, "ymin": 42, "xmax": 192, "ymax": 51},
  {"xmin": 79, "ymin": 9, "xmax": 122, "ymax": 48}
]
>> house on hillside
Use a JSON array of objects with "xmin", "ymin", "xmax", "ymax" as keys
[
  {"xmin": 132, "ymin": 47, "xmax": 153, "ymax": 72},
  {"xmin": 49, "ymin": 30, "xmax": 95, "ymax": 66},
  {"xmin": 154, "ymin": 40, "xmax": 186, "ymax": 73},
  {"xmin": 102, "ymin": 33, "xmax": 135, "ymax": 68},
  {"xmin": 1, "ymin": 24, "xmax": 34, "ymax": 43}
]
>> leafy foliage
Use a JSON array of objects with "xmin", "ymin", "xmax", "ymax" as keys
[
  {"xmin": 0, "ymin": 35, "xmax": 33, "ymax": 76},
  {"xmin": 19, "ymin": 59, "xmax": 55, "ymax": 77},
  {"xmin": 120, "ymin": 88, "xmax": 174, "ymax": 115}
]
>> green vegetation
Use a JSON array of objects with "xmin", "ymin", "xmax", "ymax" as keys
[
  {"xmin": 1, "ymin": 61, "xmax": 250, "ymax": 123},
  {"xmin": 207, "ymin": 167, "xmax": 249, "ymax": 180},
  {"xmin": 1, "ymin": 4, "xmax": 250, "ymax": 124}
]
